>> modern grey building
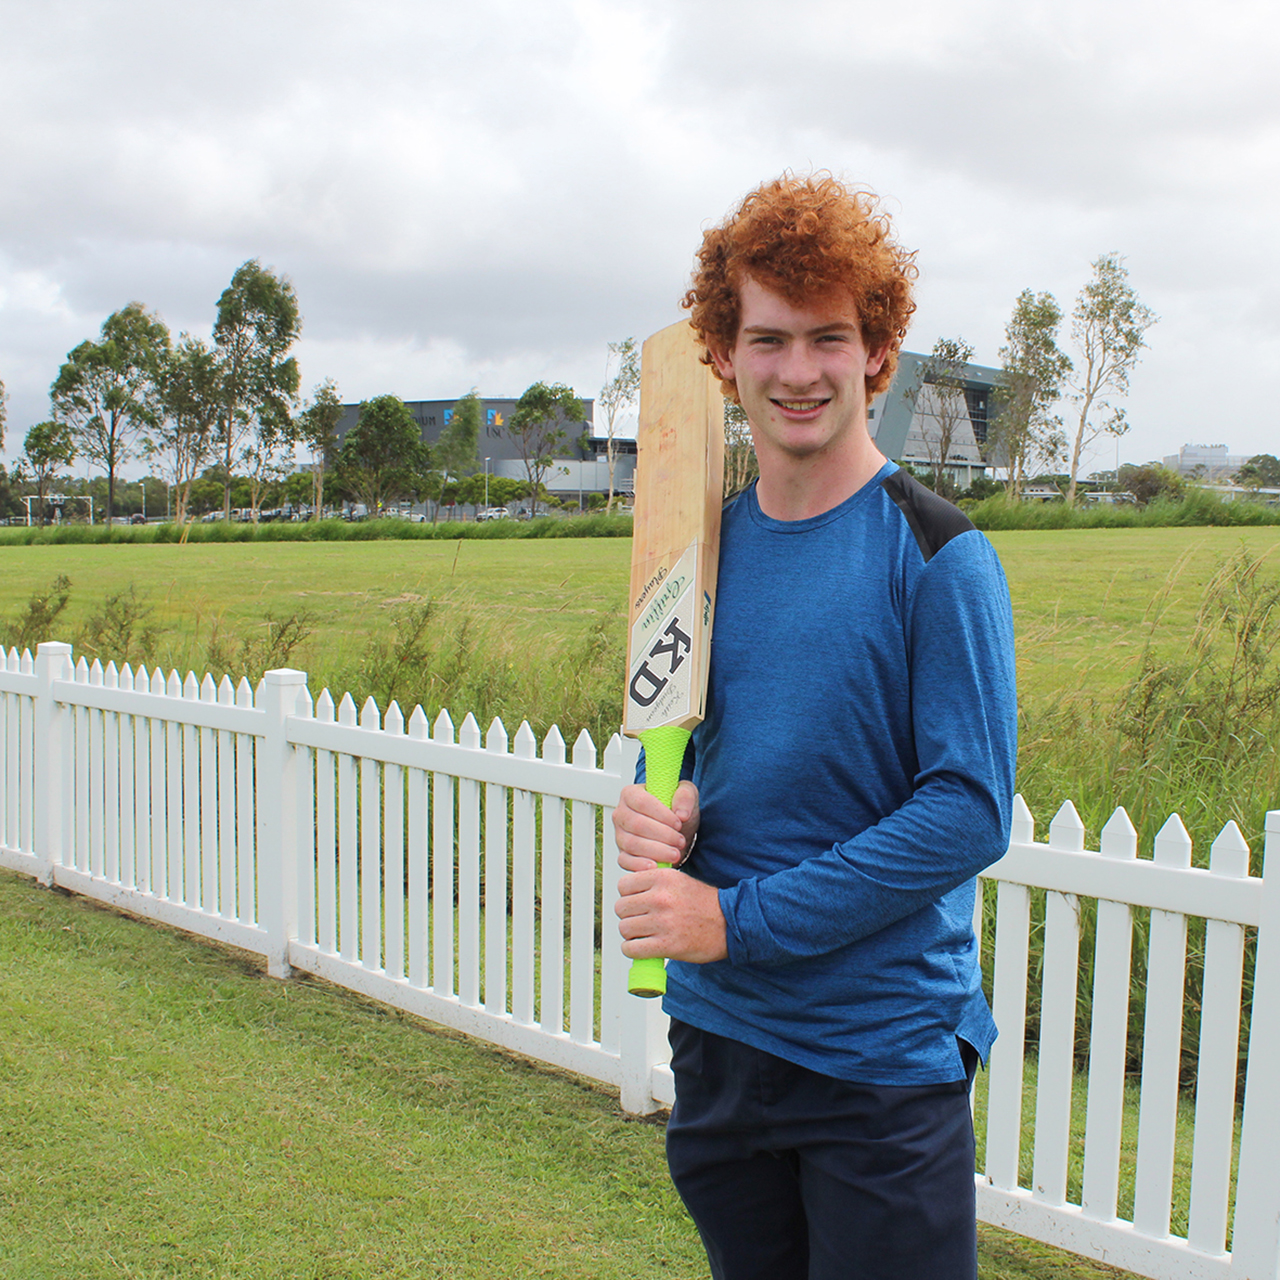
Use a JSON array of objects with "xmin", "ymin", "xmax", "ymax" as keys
[
  {"xmin": 870, "ymin": 351, "xmax": 1001, "ymax": 488},
  {"xmin": 1162, "ymin": 444, "xmax": 1248, "ymax": 479}
]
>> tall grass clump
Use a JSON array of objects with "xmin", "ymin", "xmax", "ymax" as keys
[{"xmin": 965, "ymin": 490, "xmax": 1280, "ymax": 533}]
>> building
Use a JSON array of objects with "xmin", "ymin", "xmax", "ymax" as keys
[
  {"xmin": 336, "ymin": 395, "xmax": 637, "ymax": 506},
  {"xmin": 870, "ymin": 351, "xmax": 1001, "ymax": 489},
  {"xmin": 1162, "ymin": 444, "xmax": 1248, "ymax": 480}
]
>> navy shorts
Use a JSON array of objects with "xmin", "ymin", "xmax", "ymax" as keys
[{"xmin": 665, "ymin": 1020, "xmax": 978, "ymax": 1280}]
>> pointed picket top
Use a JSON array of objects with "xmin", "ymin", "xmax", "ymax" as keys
[
  {"xmin": 20, "ymin": 647, "xmax": 35, "ymax": 674},
  {"xmin": 255, "ymin": 676, "xmax": 266, "ymax": 703},
  {"xmin": 408, "ymin": 704, "xmax": 430, "ymax": 739},
  {"xmin": 573, "ymin": 727, "xmax": 598, "ymax": 769},
  {"xmin": 1049, "ymin": 799, "xmax": 1085, "ymax": 852},
  {"xmin": 295, "ymin": 684, "xmax": 314, "ymax": 719},
  {"xmin": 104, "ymin": 661, "xmax": 119, "ymax": 689},
  {"xmin": 151, "ymin": 667, "xmax": 166, "ymax": 695},
  {"xmin": 315, "ymin": 688, "xmax": 335, "ymax": 722},
  {"xmin": 542, "ymin": 724, "xmax": 566, "ymax": 764},
  {"xmin": 359, "ymin": 695, "xmax": 380, "ymax": 730},
  {"xmin": 1209, "ymin": 821, "xmax": 1250, "ymax": 879},
  {"xmin": 120, "ymin": 663, "xmax": 134, "ymax": 687},
  {"xmin": 218, "ymin": 674, "xmax": 235, "ymax": 705},
  {"xmin": 430, "ymin": 707, "xmax": 453, "ymax": 741},
  {"xmin": 384, "ymin": 700, "xmax": 404, "ymax": 735},
  {"xmin": 1100, "ymin": 806, "xmax": 1138, "ymax": 860},
  {"xmin": 183, "ymin": 671, "xmax": 199, "ymax": 700},
  {"xmin": 337, "ymin": 691, "xmax": 357, "ymax": 726},
  {"xmin": 131, "ymin": 664, "xmax": 147, "ymax": 692},
  {"xmin": 514, "ymin": 720, "xmax": 537, "ymax": 759},
  {"xmin": 201, "ymin": 672, "xmax": 217, "ymax": 702},
  {"xmin": 2, "ymin": 646, "xmax": 12, "ymax": 671},
  {"xmin": 486, "ymin": 716, "xmax": 509, "ymax": 753},
  {"xmin": 1010, "ymin": 793, "xmax": 1035, "ymax": 844},
  {"xmin": 236, "ymin": 675, "xmax": 254, "ymax": 708},
  {"xmin": 1154, "ymin": 812, "xmax": 1193, "ymax": 869},
  {"xmin": 75, "ymin": 655, "xmax": 90, "ymax": 682},
  {"xmin": 460, "ymin": 712, "xmax": 481, "ymax": 749},
  {"xmin": 89, "ymin": 658, "xmax": 103, "ymax": 687}
]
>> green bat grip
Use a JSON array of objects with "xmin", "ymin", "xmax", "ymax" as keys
[{"xmin": 627, "ymin": 725, "xmax": 692, "ymax": 998}]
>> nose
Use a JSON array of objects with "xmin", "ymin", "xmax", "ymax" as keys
[{"xmin": 778, "ymin": 340, "xmax": 820, "ymax": 389}]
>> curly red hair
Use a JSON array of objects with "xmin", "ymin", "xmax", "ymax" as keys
[{"xmin": 682, "ymin": 173, "xmax": 917, "ymax": 400}]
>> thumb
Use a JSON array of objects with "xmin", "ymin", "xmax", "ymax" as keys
[{"xmin": 671, "ymin": 779, "xmax": 699, "ymax": 825}]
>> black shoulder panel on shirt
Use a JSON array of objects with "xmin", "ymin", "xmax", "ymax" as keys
[{"xmin": 880, "ymin": 468, "xmax": 976, "ymax": 563}]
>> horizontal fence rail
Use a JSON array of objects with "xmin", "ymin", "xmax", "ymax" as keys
[{"xmin": 3, "ymin": 641, "xmax": 1279, "ymax": 1279}]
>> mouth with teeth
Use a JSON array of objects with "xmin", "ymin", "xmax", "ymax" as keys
[{"xmin": 772, "ymin": 398, "xmax": 829, "ymax": 414}]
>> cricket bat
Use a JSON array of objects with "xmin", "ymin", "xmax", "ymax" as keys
[{"xmin": 623, "ymin": 321, "xmax": 725, "ymax": 998}]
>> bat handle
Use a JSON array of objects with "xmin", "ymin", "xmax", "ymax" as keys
[{"xmin": 627, "ymin": 726, "xmax": 691, "ymax": 999}]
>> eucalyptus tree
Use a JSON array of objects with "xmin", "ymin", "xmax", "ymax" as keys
[
  {"xmin": 599, "ymin": 337, "xmax": 640, "ymax": 513},
  {"xmin": 910, "ymin": 337, "xmax": 974, "ymax": 498},
  {"xmin": 148, "ymin": 334, "xmax": 223, "ymax": 524},
  {"xmin": 50, "ymin": 302, "xmax": 171, "ymax": 524},
  {"xmin": 295, "ymin": 379, "xmax": 344, "ymax": 518},
  {"xmin": 212, "ymin": 260, "xmax": 302, "ymax": 519},
  {"xmin": 510, "ymin": 381, "xmax": 583, "ymax": 514},
  {"xmin": 21, "ymin": 421, "xmax": 76, "ymax": 525},
  {"xmin": 992, "ymin": 290, "xmax": 1072, "ymax": 500},
  {"xmin": 1064, "ymin": 254, "xmax": 1157, "ymax": 505}
]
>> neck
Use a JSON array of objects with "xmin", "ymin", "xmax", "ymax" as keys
[{"xmin": 753, "ymin": 439, "xmax": 888, "ymax": 521}]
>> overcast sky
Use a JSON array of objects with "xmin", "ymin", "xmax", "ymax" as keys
[{"xmin": 2, "ymin": 0, "xmax": 1277, "ymax": 477}]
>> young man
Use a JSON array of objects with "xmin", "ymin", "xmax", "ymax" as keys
[{"xmin": 613, "ymin": 174, "xmax": 1018, "ymax": 1280}]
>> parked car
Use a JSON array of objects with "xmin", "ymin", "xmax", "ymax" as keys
[{"xmin": 477, "ymin": 507, "xmax": 509, "ymax": 521}]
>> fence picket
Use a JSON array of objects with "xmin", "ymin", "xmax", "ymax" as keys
[
  {"xmin": 428, "ymin": 710, "xmax": 454, "ymax": 997},
  {"xmin": 132, "ymin": 667, "xmax": 150, "ymax": 893},
  {"xmin": 540, "ymin": 726, "xmax": 567, "ymax": 1037},
  {"xmin": 337, "ymin": 693, "xmax": 358, "ymax": 961},
  {"xmin": 313, "ymin": 690, "xmax": 337, "ymax": 951},
  {"xmin": 1033, "ymin": 802, "xmax": 1085, "ymax": 1207},
  {"xmin": 104, "ymin": 665, "xmax": 121, "ymax": 884},
  {"xmin": 1082, "ymin": 806, "xmax": 1137, "ymax": 1223},
  {"xmin": 986, "ymin": 795, "xmax": 1034, "ymax": 1191},
  {"xmin": 1134, "ymin": 813, "xmax": 1193, "ymax": 1238},
  {"xmin": 1188, "ymin": 822, "xmax": 1249, "ymax": 1256},
  {"xmin": 182, "ymin": 674, "xmax": 200, "ymax": 908},
  {"xmin": 511, "ymin": 722, "xmax": 537, "ymax": 1026},
  {"xmin": 359, "ymin": 697, "xmax": 383, "ymax": 973},
  {"xmin": 457, "ymin": 714, "xmax": 482, "ymax": 1006},
  {"xmin": 200, "ymin": 674, "xmax": 218, "ymax": 913},
  {"xmin": 407, "ymin": 706, "xmax": 432, "ymax": 990},
  {"xmin": 118, "ymin": 667, "xmax": 136, "ymax": 890},
  {"xmin": 383, "ymin": 701, "xmax": 405, "ymax": 982},
  {"xmin": 570, "ymin": 730, "xmax": 598, "ymax": 1046},
  {"xmin": 485, "ymin": 718, "xmax": 510, "ymax": 1017},
  {"xmin": 217, "ymin": 676, "xmax": 237, "ymax": 919}
]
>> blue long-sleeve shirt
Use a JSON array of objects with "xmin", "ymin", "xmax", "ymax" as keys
[{"xmin": 662, "ymin": 464, "xmax": 1017, "ymax": 1086}]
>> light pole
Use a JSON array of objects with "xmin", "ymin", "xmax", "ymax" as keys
[{"xmin": 484, "ymin": 457, "xmax": 491, "ymax": 509}]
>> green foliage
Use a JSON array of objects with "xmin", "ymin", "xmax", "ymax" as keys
[
  {"xmin": 1235, "ymin": 453, "xmax": 1280, "ymax": 489},
  {"xmin": 336, "ymin": 394, "xmax": 430, "ymax": 513},
  {"xmin": 149, "ymin": 334, "xmax": 222, "ymax": 523},
  {"xmin": 1118, "ymin": 463, "xmax": 1184, "ymax": 506},
  {"xmin": 964, "ymin": 490, "xmax": 1280, "ymax": 531},
  {"xmin": 1065, "ymin": 254, "xmax": 1158, "ymax": 503},
  {"xmin": 510, "ymin": 381, "xmax": 584, "ymax": 509},
  {"xmin": 436, "ymin": 389, "xmax": 482, "ymax": 480},
  {"xmin": 80, "ymin": 584, "xmax": 162, "ymax": 668},
  {"xmin": 20, "ymin": 420, "xmax": 76, "ymax": 524},
  {"xmin": 295, "ymin": 378, "xmax": 344, "ymax": 518},
  {"xmin": 992, "ymin": 289, "xmax": 1071, "ymax": 498},
  {"xmin": 599, "ymin": 338, "xmax": 640, "ymax": 512},
  {"xmin": 213, "ymin": 259, "xmax": 302, "ymax": 518},
  {"xmin": 1, "ymin": 575, "xmax": 72, "ymax": 652},
  {"xmin": 50, "ymin": 301, "xmax": 171, "ymax": 522}
]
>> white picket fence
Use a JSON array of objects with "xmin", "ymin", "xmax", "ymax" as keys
[{"xmin": 3, "ymin": 640, "xmax": 1280, "ymax": 1280}]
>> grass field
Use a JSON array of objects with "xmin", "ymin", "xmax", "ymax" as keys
[
  {"xmin": 5, "ymin": 524, "xmax": 1280, "ymax": 702},
  {"xmin": 0, "ymin": 868, "xmax": 1137, "ymax": 1280}
]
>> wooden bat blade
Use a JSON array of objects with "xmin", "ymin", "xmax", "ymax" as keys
[{"xmin": 624, "ymin": 321, "xmax": 724, "ymax": 739}]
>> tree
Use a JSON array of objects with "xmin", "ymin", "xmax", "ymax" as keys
[
  {"xmin": 723, "ymin": 400, "xmax": 758, "ymax": 497},
  {"xmin": 1235, "ymin": 454, "xmax": 1280, "ymax": 490},
  {"xmin": 1118, "ymin": 463, "xmax": 1183, "ymax": 507},
  {"xmin": 212, "ymin": 260, "xmax": 302, "ymax": 520},
  {"xmin": 909, "ymin": 337, "xmax": 974, "ymax": 498},
  {"xmin": 1064, "ymin": 254, "xmax": 1157, "ymax": 505},
  {"xmin": 991, "ymin": 290, "xmax": 1073, "ymax": 500},
  {"xmin": 335, "ymin": 395, "xmax": 429, "ymax": 514},
  {"xmin": 147, "ymin": 334, "xmax": 222, "ymax": 525},
  {"xmin": 436, "ymin": 390, "xmax": 482, "ymax": 484},
  {"xmin": 0, "ymin": 377, "xmax": 7, "ymax": 451},
  {"xmin": 295, "ymin": 380, "xmax": 344, "ymax": 518},
  {"xmin": 510, "ymin": 382, "xmax": 583, "ymax": 513},
  {"xmin": 50, "ymin": 302, "xmax": 170, "ymax": 524},
  {"xmin": 21, "ymin": 421, "xmax": 76, "ymax": 524},
  {"xmin": 599, "ymin": 338, "xmax": 640, "ymax": 513}
]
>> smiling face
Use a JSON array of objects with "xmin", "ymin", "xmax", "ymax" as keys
[{"xmin": 709, "ymin": 275, "xmax": 889, "ymax": 483}]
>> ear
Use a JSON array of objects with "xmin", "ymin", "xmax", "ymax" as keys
[
  {"xmin": 708, "ymin": 342, "xmax": 736, "ymax": 384},
  {"xmin": 864, "ymin": 342, "xmax": 890, "ymax": 379}
]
